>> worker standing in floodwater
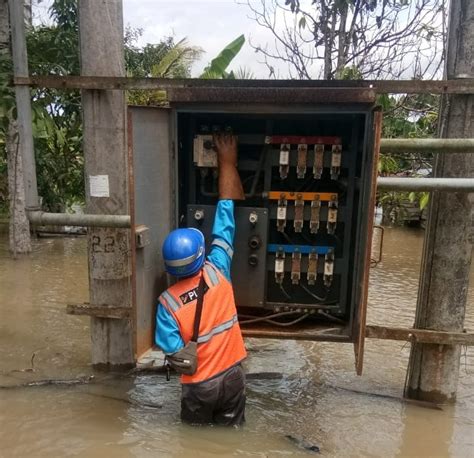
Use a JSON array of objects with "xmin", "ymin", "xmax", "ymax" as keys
[{"xmin": 155, "ymin": 133, "xmax": 247, "ymax": 426}]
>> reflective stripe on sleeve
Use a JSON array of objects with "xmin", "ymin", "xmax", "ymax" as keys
[
  {"xmin": 160, "ymin": 290, "xmax": 181, "ymax": 312},
  {"xmin": 197, "ymin": 314, "xmax": 238, "ymax": 344},
  {"xmin": 204, "ymin": 263, "xmax": 220, "ymax": 286},
  {"xmin": 211, "ymin": 238, "xmax": 234, "ymax": 259}
]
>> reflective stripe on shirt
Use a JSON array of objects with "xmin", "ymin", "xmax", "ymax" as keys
[
  {"xmin": 160, "ymin": 290, "xmax": 181, "ymax": 312},
  {"xmin": 211, "ymin": 238, "xmax": 234, "ymax": 258},
  {"xmin": 203, "ymin": 263, "xmax": 220, "ymax": 286},
  {"xmin": 197, "ymin": 314, "xmax": 238, "ymax": 344}
]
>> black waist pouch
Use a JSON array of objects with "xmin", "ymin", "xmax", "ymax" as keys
[
  {"xmin": 166, "ymin": 341, "xmax": 198, "ymax": 375},
  {"xmin": 165, "ymin": 275, "xmax": 206, "ymax": 376}
]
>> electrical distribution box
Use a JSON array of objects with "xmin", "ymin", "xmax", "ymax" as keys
[{"xmin": 129, "ymin": 85, "xmax": 380, "ymax": 373}]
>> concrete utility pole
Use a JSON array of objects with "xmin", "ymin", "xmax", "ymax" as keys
[
  {"xmin": 79, "ymin": 0, "xmax": 134, "ymax": 368},
  {"xmin": 5, "ymin": 0, "xmax": 35, "ymax": 255},
  {"xmin": 406, "ymin": 0, "xmax": 474, "ymax": 403}
]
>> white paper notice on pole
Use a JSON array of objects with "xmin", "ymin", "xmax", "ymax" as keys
[{"xmin": 89, "ymin": 175, "xmax": 110, "ymax": 197}]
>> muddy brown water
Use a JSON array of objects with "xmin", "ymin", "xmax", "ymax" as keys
[{"xmin": 0, "ymin": 228, "xmax": 473, "ymax": 457}]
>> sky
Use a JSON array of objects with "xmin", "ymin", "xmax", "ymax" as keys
[
  {"xmin": 33, "ymin": 0, "xmax": 444, "ymax": 81},
  {"xmin": 34, "ymin": 0, "xmax": 280, "ymax": 78}
]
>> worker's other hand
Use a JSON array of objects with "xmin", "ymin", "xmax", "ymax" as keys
[{"xmin": 213, "ymin": 133, "xmax": 238, "ymax": 167}]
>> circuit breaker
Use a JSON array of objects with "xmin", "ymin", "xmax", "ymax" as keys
[
  {"xmin": 176, "ymin": 106, "xmax": 377, "ymax": 323},
  {"xmin": 129, "ymin": 86, "xmax": 379, "ymax": 369}
]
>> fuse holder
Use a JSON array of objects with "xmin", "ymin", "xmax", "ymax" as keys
[
  {"xmin": 291, "ymin": 251, "xmax": 302, "ymax": 284},
  {"xmin": 327, "ymin": 196, "xmax": 338, "ymax": 235},
  {"xmin": 279, "ymin": 144, "xmax": 290, "ymax": 179},
  {"xmin": 310, "ymin": 197, "xmax": 321, "ymax": 234},
  {"xmin": 313, "ymin": 144, "xmax": 324, "ymax": 179},
  {"xmin": 331, "ymin": 144, "xmax": 342, "ymax": 180},
  {"xmin": 324, "ymin": 248, "xmax": 335, "ymax": 287},
  {"xmin": 277, "ymin": 195, "xmax": 287, "ymax": 232},
  {"xmin": 294, "ymin": 195, "xmax": 304, "ymax": 233},
  {"xmin": 307, "ymin": 251, "xmax": 318, "ymax": 285},
  {"xmin": 297, "ymin": 144, "xmax": 308, "ymax": 179},
  {"xmin": 275, "ymin": 249, "xmax": 285, "ymax": 284}
]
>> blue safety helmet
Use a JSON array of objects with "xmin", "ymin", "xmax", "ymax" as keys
[{"xmin": 162, "ymin": 228, "xmax": 205, "ymax": 277}]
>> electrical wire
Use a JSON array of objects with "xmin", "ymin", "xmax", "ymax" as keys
[
  {"xmin": 279, "ymin": 284, "xmax": 292, "ymax": 301},
  {"xmin": 263, "ymin": 313, "xmax": 310, "ymax": 327},
  {"xmin": 317, "ymin": 310, "xmax": 345, "ymax": 324},
  {"xmin": 238, "ymin": 310, "xmax": 301, "ymax": 325},
  {"xmin": 238, "ymin": 311, "xmax": 310, "ymax": 327},
  {"xmin": 281, "ymin": 230, "xmax": 295, "ymax": 245},
  {"xmin": 245, "ymin": 144, "xmax": 268, "ymax": 198},
  {"xmin": 299, "ymin": 282, "xmax": 328, "ymax": 302},
  {"xmin": 300, "ymin": 232, "xmax": 314, "ymax": 245},
  {"xmin": 296, "ymin": 173, "xmax": 315, "ymax": 192}
]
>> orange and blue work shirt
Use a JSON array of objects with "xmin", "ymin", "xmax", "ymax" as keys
[{"xmin": 155, "ymin": 200, "xmax": 246, "ymax": 382}]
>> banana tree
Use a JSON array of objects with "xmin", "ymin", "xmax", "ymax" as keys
[{"xmin": 200, "ymin": 34, "xmax": 246, "ymax": 79}]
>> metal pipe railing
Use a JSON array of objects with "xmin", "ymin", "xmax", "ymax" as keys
[
  {"xmin": 380, "ymin": 138, "xmax": 474, "ymax": 154},
  {"xmin": 28, "ymin": 211, "xmax": 131, "ymax": 228},
  {"xmin": 377, "ymin": 177, "xmax": 474, "ymax": 192},
  {"xmin": 26, "ymin": 178, "xmax": 474, "ymax": 229}
]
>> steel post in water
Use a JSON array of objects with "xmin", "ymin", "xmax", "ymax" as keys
[
  {"xmin": 79, "ymin": 0, "xmax": 134, "ymax": 369},
  {"xmin": 8, "ymin": 0, "xmax": 39, "ymax": 210},
  {"xmin": 406, "ymin": 0, "xmax": 474, "ymax": 404}
]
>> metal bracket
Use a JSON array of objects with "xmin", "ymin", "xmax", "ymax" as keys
[
  {"xmin": 135, "ymin": 224, "xmax": 150, "ymax": 248},
  {"xmin": 370, "ymin": 225, "xmax": 384, "ymax": 267}
]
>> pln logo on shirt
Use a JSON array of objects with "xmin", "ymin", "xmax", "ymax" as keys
[{"xmin": 180, "ymin": 287, "xmax": 200, "ymax": 305}]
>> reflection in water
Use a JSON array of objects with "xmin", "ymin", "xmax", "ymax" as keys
[{"xmin": 0, "ymin": 229, "xmax": 473, "ymax": 457}]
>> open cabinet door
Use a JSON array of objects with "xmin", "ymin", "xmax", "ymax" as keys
[
  {"xmin": 128, "ymin": 106, "xmax": 174, "ymax": 360},
  {"xmin": 353, "ymin": 108, "xmax": 383, "ymax": 375}
]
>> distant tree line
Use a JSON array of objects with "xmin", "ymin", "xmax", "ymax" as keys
[
  {"xmin": 0, "ymin": 0, "xmax": 245, "ymax": 212},
  {"xmin": 0, "ymin": 0, "xmax": 446, "ymax": 221}
]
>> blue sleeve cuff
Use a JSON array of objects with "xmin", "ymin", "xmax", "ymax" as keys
[{"xmin": 207, "ymin": 199, "xmax": 235, "ymax": 281}]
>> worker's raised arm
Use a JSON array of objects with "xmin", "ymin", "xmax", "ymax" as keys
[
  {"xmin": 214, "ymin": 134, "xmax": 244, "ymax": 201},
  {"xmin": 206, "ymin": 134, "xmax": 243, "ymax": 281}
]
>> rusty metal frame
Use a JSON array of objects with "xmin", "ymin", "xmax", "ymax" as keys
[
  {"xmin": 352, "ymin": 108, "xmax": 383, "ymax": 375},
  {"xmin": 12, "ymin": 75, "xmax": 474, "ymax": 94},
  {"xmin": 366, "ymin": 325, "xmax": 474, "ymax": 346},
  {"xmin": 67, "ymin": 303, "xmax": 131, "ymax": 319}
]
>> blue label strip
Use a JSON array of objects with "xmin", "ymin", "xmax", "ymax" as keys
[{"xmin": 267, "ymin": 244, "xmax": 332, "ymax": 255}]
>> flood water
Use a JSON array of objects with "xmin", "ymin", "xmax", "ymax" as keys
[{"xmin": 0, "ymin": 228, "xmax": 473, "ymax": 457}]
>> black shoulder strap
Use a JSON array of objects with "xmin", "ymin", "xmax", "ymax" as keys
[{"xmin": 191, "ymin": 272, "xmax": 207, "ymax": 343}]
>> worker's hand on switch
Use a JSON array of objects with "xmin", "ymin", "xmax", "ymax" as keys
[
  {"xmin": 214, "ymin": 133, "xmax": 244, "ymax": 200},
  {"xmin": 213, "ymin": 133, "xmax": 238, "ymax": 167}
]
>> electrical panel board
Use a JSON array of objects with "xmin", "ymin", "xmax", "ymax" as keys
[
  {"xmin": 129, "ymin": 87, "xmax": 379, "ymax": 371},
  {"xmin": 177, "ymin": 108, "xmax": 377, "ymax": 324}
]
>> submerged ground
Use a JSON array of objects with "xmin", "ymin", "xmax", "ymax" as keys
[{"xmin": 0, "ymin": 228, "xmax": 473, "ymax": 457}]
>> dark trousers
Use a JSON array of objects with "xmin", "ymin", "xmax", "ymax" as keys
[{"xmin": 181, "ymin": 364, "xmax": 246, "ymax": 426}]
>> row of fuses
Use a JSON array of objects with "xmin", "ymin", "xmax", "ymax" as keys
[
  {"xmin": 270, "ymin": 191, "xmax": 338, "ymax": 234},
  {"xmin": 268, "ymin": 244, "xmax": 335, "ymax": 287},
  {"xmin": 276, "ymin": 143, "xmax": 342, "ymax": 180}
]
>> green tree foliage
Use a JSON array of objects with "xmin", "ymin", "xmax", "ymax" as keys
[
  {"xmin": 378, "ymin": 92, "xmax": 438, "ymax": 217},
  {"xmin": 0, "ymin": 0, "xmax": 204, "ymax": 211},
  {"xmin": 200, "ymin": 35, "xmax": 245, "ymax": 79},
  {"xmin": 126, "ymin": 30, "xmax": 203, "ymax": 105},
  {"xmin": 26, "ymin": 0, "xmax": 83, "ymax": 211}
]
